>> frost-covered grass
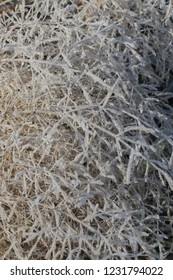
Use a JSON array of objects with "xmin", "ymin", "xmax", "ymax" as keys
[{"xmin": 0, "ymin": 0, "xmax": 173, "ymax": 259}]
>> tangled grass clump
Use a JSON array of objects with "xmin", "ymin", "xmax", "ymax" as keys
[{"xmin": 0, "ymin": 0, "xmax": 173, "ymax": 259}]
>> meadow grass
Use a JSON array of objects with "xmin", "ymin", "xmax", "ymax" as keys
[{"xmin": 0, "ymin": 0, "xmax": 173, "ymax": 259}]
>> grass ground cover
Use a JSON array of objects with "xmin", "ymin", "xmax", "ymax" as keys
[{"xmin": 0, "ymin": 0, "xmax": 173, "ymax": 259}]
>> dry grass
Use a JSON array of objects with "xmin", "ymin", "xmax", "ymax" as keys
[{"xmin": 0, "ymin": 0, "xmax": 173, "ymax": 259}]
